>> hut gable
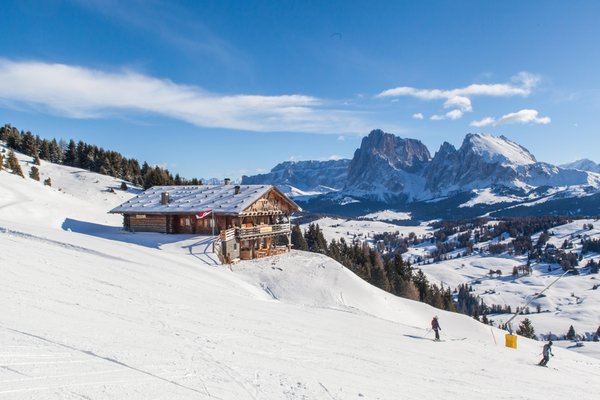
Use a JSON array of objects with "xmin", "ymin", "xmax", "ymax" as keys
[{"xmin": 242, "ymin": 187, "xmax": 300, "ymax": 215}]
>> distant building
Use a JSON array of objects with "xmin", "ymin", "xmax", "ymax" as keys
[{"xmin": 110, "ymin": 183, "xmax": 301, "ymax": 262}]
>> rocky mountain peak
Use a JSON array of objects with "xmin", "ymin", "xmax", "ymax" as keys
[
  {"xmin": 345, "ymin": 129, "xmax": 430, "ymax": 195},
  {"xmin": 352, "ymin": 129, "xmax": 431, "ymax": 172},
  {"xmin": 461, "ymin": 133, "xmax": 537, "ymax": 166}
]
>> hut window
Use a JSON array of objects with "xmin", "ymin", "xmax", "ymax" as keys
[{"xmin": 135, "ymin": 214, "xmax": 146, "ymax": 219}]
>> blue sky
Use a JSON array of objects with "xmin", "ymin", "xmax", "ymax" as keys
[{"xmin": 1, "ymin": 0, "xmax": 599, "ymax": 179}]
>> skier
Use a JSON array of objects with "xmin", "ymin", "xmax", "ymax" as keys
[
  {"xmin": 431, "ymin": 316, "xmax": 441, "ymax": 341},
  {"xmin": 538, "ymin": 340, "xmax": 554, "ymax": 366}
]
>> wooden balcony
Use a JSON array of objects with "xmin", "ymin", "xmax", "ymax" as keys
[
  {"xmin": 237, "ymin": 223, "xmax": 291, "ymax": 239},
  {"xmin": 219, "ymin": 223, "xmax": 291, "ymax": 241}
]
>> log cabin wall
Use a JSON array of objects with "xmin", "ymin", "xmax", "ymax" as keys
[
  {"xmin": 194, "ymin": 216, "xmax": 213, "ymax": 235},
  {"xmin": 192, "ymin": 215, "xmax": 236, "ymax": 234},
  {"xmin": 175, "ymin": 215, "xmax": 194, "ymax": 234},
  {"xmin": 127, "ymin": 214, "xmax": 168, "ymax": 233}
]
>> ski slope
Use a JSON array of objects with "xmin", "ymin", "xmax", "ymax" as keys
[{"xmin": 1, "ymin": 146, "xmax": 600, "ymax": 399}]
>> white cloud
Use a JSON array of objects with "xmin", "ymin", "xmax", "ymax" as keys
[
  {"xmin": 377, "ymin": 72, "xmax": 539, "ymax": 99},
  {"xmin": 328, "ymin": 154, "xmax": 343, "ymax": 160},
  {"xmin": 412, "ymin": 112, "xmax": 424, "ymax": 120},
  {"xmin": 443, "ymin": 96, "xmax": 472, "ymax": 112},
  {"xmin": 0, "ymin": 59, "xmax": 374, "ymax": 134},
  {"xmin": 497, "ymin": 109, "xmax": 550, "ymax": 125},
  {"xmin": 430, "ymin": 109, "xmax": 464, "ymax": 121},
  {"xmin": 469, "ymin": 117, "xmax": 496, "ymax": 127},
  {"xmin": 377, "ymin": 72, "xmax": 540, "ymax": 122},
  {"xmin": 445, "ymin": 109, "xmax": 464, "ymax": 120},
  {"xmin": 337, "ymin": 135, "xmax": 346, "ymax": 141},
  {"xmin": 469, "ymin": 109, "xmax": 550, "ymax": 127}
]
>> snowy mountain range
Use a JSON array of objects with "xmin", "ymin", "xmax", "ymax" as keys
[
  {"xmin": 241, "ymin": 159, "xmax": 349, "ymax": 197},
  {"xmin": 561, "ymin": 158, "xmax": 600, "ymax": 174},
  {"xmin": 243, "ymin": 130, "xmax": 600, "ymax": 219}
]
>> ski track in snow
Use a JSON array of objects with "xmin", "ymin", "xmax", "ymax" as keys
[
  {"xmin": 0, "ymin": 226, "xmax": 135, "ymax": 264},
  {"xmin": 0, "ymin": 326, "xmax": 213, "ymax": 398}
]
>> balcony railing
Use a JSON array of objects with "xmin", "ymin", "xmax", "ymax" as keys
[
  {"xmin": 237, "ymin": 223, "xmax": 291, "ymax": 239},
  {"xmin": 219, "ymin": 223, "xmax": 291, "ymax": 241},
  {"xmin": 219, "ymin": 227, "xmax": 236, "ymax": 241}
]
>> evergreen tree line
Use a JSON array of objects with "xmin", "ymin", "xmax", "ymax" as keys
[
  {"xmin": 291, "ymin": 223, "xmax": 492, "ymax": 316},
  {"xmin": 409, "ymin": 216, "xmax": 576, "ymax": 264},
  {"xmin": 0, "ymin": 124, "xmax": 202, "ymax": 189},
  {"xmin": 582, "ymin": 238, "xmax": 600, "ymax": 254}
]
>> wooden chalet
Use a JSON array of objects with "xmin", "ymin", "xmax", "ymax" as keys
[{"xmin": 110, "ymin": 183, "xmax": 301, "ymax": 263}]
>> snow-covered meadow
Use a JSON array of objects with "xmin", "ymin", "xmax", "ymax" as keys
[{"xmin": 1, "ymin": 146, "xmax": 600, "ymax": 399}]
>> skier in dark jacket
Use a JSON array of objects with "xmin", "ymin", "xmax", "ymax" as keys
[
  {"xmin": 538, "ymin": 341, "xmax": 554, "ymax": 366},
  {"xmin": 431, "ymin": 316, "xmax": 441, "ymax": 341}
]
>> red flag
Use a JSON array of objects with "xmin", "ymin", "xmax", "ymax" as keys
[{"xmin": 195, "ymin": 210, "xmax": 213, "ymax": 219}]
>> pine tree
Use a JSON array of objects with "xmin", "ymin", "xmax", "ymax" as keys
[
  {"xmin": 567, "ymin": 325, "xmax": 577, "ymax": 340},
  {"xmin": 7, "ymin": 150, "xmax": 24, "ymax": 177},
  {"xmin": 64, "ymin": 140, "xmax": 77, "ymax": 166},
  {"xmin": 33, "ymin": 155, "xmax": 41, "ymax": 166},
  {"xmin": 304, "ymin": 223, "xmax": 327, "ymax": 253},
  {"xmin": 0, "ymin": 153, "xmax": 4, "ymax": 172},
  {"xmin": 43, "ymin": 177, "xmax": 52, "ymax": 186},
  {"xmin": 290, "ymin": 224, "xmax": 308, "ymax": 251},
  {"xmin": 29, "ymin": 166, "xmax": 40, "ymax": 181},
  {"xmin": 49, "ymin": 139, "xmax": 63, "ymax": 163},
  {"xmin": 40, "ymin": 140, "xmax": 51, "ymax": 160},
  {"xmin": 516, "ymin": 318, "xmax": 537, "ymax": 339}
]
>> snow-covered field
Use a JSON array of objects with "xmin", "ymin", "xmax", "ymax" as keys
[
  {"xmin": 301, "ymin": 216, "xmax": 432, "ymax": 244},
  {"xmin": 2, "ymin": 146, "xmax": 600, "ymax": 399},
  {"xmin": 360, "ymin": 210, "xmax": 412, "ymax": 221}
]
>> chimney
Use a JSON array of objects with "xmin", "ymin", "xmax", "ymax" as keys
[
  {"xmin": 234, "ymin": 185, "xmax": 241, "ymax": 195},
  {"xmin": 224, "ymin": 178, "xmax": 231, "ymax": 185},
  {"xmin": 160, "ymin": 192, "xmax": 169, "ymax": 205}
]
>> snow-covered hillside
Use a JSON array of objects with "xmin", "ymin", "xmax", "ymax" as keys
[
  {"xmin": 2, "ymin": 147, "xmax": 600, "ymax": 399},
  {"xmin": 417, "ymin": 219, "xmax": 600, "ymax": 347}
]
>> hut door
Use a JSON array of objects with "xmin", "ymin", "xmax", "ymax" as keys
[{"xmin": 173, "ymin": 216, "xmax": 182, "ymax": 233}]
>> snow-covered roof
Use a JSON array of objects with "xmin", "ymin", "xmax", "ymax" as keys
[{"xmin": 110, "ymin": 185, "xmax": 300, "ymax": 215}]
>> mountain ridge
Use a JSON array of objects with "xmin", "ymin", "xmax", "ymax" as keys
[{"xmin": 243, "ymin": 130, "xmax": 600, "ymax": 218}]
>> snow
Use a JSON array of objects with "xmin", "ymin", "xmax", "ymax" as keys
[
  {"xmin": 360, "ymin": 210, "xmax": 412, "ymax": 221},
  {"xmin": 301, "ymin": 216, "xmax": 432, "ymax": 244},
  {"xmin": 459, "ymin": 188, "xmax": 521, "ymax": 208},
  {"xmin": 469, "ymin": 133, "xmax": 537, "ymax": 166},
  {"xmin": 417, "ymin": 219, "xmax": 600, "ymax": 345},
  {"xmin": 2, "ymin": 146, "xmax": 600, "ymax": 399}
]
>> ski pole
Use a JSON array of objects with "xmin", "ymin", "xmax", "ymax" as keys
[{"xmin": 423, "ymin": 329, "xmax": 432, "ymax": 338}]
